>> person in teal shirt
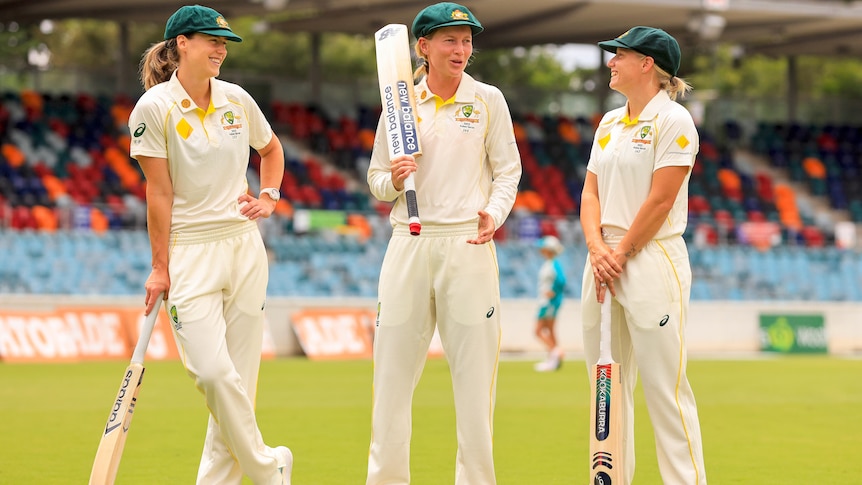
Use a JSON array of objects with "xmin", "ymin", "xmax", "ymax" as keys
[{"xmin": 534, "ymin": 235, "xmax": 567, "ymax": 371}]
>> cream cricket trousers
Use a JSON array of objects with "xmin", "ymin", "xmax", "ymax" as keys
[
  {"xmin": 581, "ymin": 230, "xmax": 707, "ymax": 485},
  {"xmin": 166, "ymin": 221, "xmax": 282, "ymax": 485},
  {"xmin": 367, "ymin": 223, "xmax": 501, "ymax": 485}
]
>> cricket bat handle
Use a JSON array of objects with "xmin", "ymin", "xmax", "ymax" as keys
[
  {"xmin": 598, "ymin": 297, "xmax": 612, "ymax": 364},
  {"xmin": 132, "ymin": 293, "xmax": 163, "ymax": 364},
  {"xmin": 403, "ymin": 173, "xmax": 421, "ymax": 235}
]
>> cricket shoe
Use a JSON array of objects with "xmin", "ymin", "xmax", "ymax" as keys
[
  {"xmin": 534, "ymin": 359, "xmax": 556, "ymax": 372},
  {"xmin": 275, "ymin": 446, "xmax": 293, "ymax": 485}
]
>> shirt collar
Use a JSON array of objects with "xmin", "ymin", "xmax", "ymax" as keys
[
  {"xmin": 415, "ymin": 72, "xmax": 477, "ymax": 106},
  {"xmin": 638, "ymin": 90, "xmax": 672, "ymax": 121},
  {"xmin": 617, "ymin": 89, "xmax": 672, "ymax": 125},
  {"xmin": 168, "ymin": 70, "xmax": 229, "ymax": 112}
]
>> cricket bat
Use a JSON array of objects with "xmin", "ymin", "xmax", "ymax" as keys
[
  {"xmin": 589, "ymin": 296, "xmax": 623, "ymax": 484},
  {"xmin": 375, "ymin": 23, "xmax": 422, "ymax": 236},
  {"xmin": 89, "ymin": 294, "xmax": 163, "ymax": 485}
]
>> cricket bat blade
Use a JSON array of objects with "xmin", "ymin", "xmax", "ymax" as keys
[
  {"xmin": 374, "ymin": 23, "xmax": 422, "ymax": 235},
  {"xmin": 88, "ymin": 295, "xmax": 162, "ymax": 485},
  {"xmin": 588, "ymin": 297, "xmax": 623, "ymax": 484}
]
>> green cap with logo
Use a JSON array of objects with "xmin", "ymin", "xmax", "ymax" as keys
[
  {"xmin": 164, "ymin": 4, "xmax": 242, "ymax": 43},
  {"xmin": 411, "ymin": 2, "xmax": 483, "ymax": 39},
  {"xmin": 598, "ymin": 26, "xmax": 680, "ymax": 77}
]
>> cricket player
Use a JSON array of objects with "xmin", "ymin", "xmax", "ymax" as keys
[
  {"xmin": 129, "ymin": 5, "xmax": 292, "ymax": 484},
  {"xmin": 365, "ymin": 3, "xmax": 522, "ymax": 484},
  {"xmin": 580, "ymin": 26, "xmax": 708, "ymax": 484}
]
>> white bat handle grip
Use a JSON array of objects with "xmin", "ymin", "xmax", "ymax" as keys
[
  {"xmin": 598, "ymin": 297, "xmax": 613, "ymax": 365},
  {"xmin": 131, "ymin": 293, "xmax": 163, "ymax": 364}
]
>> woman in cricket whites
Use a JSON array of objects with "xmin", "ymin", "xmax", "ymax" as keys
[
  {"xmin": 365, "ymin": 2, "xmax": 522, "ymax": 484},
  {"xmin": 129, "ymin": 5, "xmax": 292, "ymax": 484},
  {"xmin": 580, "ymin": 26, "xmax": 708, "ymax": 484}
]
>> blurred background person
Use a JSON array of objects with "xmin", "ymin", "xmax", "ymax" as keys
[{"xmin": 533, "ymin": 235, "xmax": 567, "ymax": 372}]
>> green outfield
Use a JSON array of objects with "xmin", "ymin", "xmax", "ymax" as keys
[{"xmin": 1, "ymin": 355, "xmax": 859, "ymax": 484}]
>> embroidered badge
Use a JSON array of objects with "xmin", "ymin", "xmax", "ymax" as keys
[
  {"xmin": 451, "ymin": 9, "xmax": 470, "ymax": 20},
  {"xmin": 640, "ymin": 126, "xmax": 651, "ymax": 139},
  {"xmin": 170, "ymin": 305, "xmax": 182, "ymax": 331},
  {"xmin": 455, "ymin": 104, "xmax": 480, "ymax": 132}
]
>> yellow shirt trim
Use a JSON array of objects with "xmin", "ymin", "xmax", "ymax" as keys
[{"xmin": 434, "ymin": 94, "xmax": 456, "ymax": 111}]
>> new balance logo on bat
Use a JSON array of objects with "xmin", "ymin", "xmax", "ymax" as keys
[{"xmin": 377, "ymin": 27, "xmax": 398, "ymax": 41}]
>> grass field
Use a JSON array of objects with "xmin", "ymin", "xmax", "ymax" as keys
[{"xmin": 1, "ymin": 355, "xmax": 860, "ymax": 484}]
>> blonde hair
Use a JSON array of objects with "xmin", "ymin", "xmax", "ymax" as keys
[
  {"xmin": 654, "ymin": 64, "xmax": 692, "ymax": 101},
  {"xmin": 139, "ymin": 38, "xmax": 180, "ymax": 90},
  {"xmin": 413, "ymin": 38, "xmax": 429, "ymax": 81},
  {"xmin": 629, "ymin": 50, "xmax": 692, "ymax": 101}
]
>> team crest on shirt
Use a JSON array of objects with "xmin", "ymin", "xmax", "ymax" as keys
[
  {"xmin": 221, "ymin": 110, "xmax": 244, "ymax": 139},
  {"xmin": 631, "ymin": 123, "xmax": 653, "ymax": 154},
  {"xmin": 454, "ymin": 104, "xmax": 480, "ymax": 133},
  {"xmin": 639, "ymin": 126, "xmax": 651, "ymax": 139}
]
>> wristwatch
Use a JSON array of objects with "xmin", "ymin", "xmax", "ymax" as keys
[{"xmin": 259, "ymin": 187, "xmax": 280, "ymax": 202}]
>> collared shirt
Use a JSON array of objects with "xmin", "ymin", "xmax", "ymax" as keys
[
  {"xmin": 128, "ymin": 70, "xmax": 273, "ymax": 233},
  {"xmin": 586, "ymin": 90, "xmax": 698, "ymax": 239},
  {"xmin": 367, "ymin": 72, "xmax": 522, "ymax": 230}
]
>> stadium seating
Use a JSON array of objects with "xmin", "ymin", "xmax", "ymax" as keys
[
  {"xmin": 1, "ymin": 90, "xmax": 860, "ymax": 301},
  {"xmin": 2, "ymin": 225, "xmax": 860, "ymax": 300},
  {"xmin": 752, "ymin": 121, "xmax": 862, "ymax": 221}
]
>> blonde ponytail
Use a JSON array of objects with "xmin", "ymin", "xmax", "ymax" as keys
[
  {"xmin": 654, "ymin": 64, "xmax": 692, "ymax": 101},
  {"xmin": 139, "ymin": 38, "xmax": 179, "ymax": 90},
  {"xmin": 413, "ymin": 42, "xmax": 427, "ymax": 81}
]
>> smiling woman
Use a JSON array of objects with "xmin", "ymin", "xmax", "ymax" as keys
[
  {"xmin": 580, "ymin": 26, "xmax": 705, "ymax": 485},
  {"xmin": 127, "ymin": 4, "xmax": 293, "ymax": 484},
  {"xmin": 365, "ymin": 3, "xmax": 522, "ymax": 484}
]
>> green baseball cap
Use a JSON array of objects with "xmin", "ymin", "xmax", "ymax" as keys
[
  {"xmin": 411, "ymin": 2, "xmax": 483, "ymax": 39},
  {"xmin": 164, "ymin": 5, "xmax": 243, "ymax": 43},
  {"xmin": 598, "ymin": 26, "xmax": 680, "ymax": 77}
]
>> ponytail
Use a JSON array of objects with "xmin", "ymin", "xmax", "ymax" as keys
[
  {"xmin": 664, "ymin": 76, "xmax": 693, "ymax": 101},
  {"xmin": 413, "ymin": 42, "xmax": 427, "ymax": 81},
  {"xmin": 654, "ymin": 64, "xmax": 692, "ymax": 101},
  {"xmin": 139, "ymin": 38, "xmax": 180, "ymax": 90}
]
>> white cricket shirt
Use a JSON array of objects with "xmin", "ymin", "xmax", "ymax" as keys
[
  {"xmin": 586, "ymin": 90, "xmax": 698, "ymax": 239},
  {"xmin": 367, "ymin": 72, "xmax": 522, "ymax": 230},
  {"xmin": 129, "ymin": 70, "xmax": 273, "ymax": 233}
]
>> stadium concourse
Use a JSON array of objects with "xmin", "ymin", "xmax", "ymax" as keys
[{"xmin": 0, "ymin": 89, "xmax": 860, "ymax": 301}]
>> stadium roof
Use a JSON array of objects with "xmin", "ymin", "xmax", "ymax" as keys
[{"xmin": 4, "ymin": 0, "xmax": 862, "ymax": 57}]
